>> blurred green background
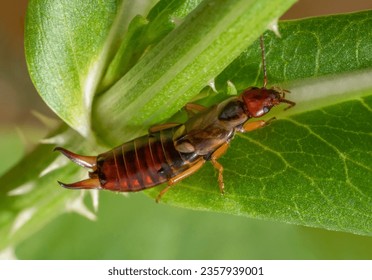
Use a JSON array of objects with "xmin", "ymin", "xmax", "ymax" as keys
[{"xmin": 1, "ymin": 0, "xmax": 372, "ymax": 259}]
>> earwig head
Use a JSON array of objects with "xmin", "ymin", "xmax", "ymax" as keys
[{"xmin": 241, "ymin": 87, "xmax": 295, "ymax": 118}]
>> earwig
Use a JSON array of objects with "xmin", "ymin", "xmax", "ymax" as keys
[{"xmin": 56, "ymin": 36, "xmax": 295, "ymax": 202}]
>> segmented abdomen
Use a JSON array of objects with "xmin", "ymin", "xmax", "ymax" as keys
[{"xmin": 95, "ymin": 126, "xmax": 199, "ymax": 192}]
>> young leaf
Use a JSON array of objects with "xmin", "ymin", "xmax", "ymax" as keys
[
  {"xmin": 24, "ymin": 0, "xmax": 156, "ymax": 137},
  {"xmin": 100, "ymin": 0, "xmax": 204, "ymax": 90}
]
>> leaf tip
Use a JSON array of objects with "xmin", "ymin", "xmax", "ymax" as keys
[
  {"xmin": 267, "ymin": 18, "xmax": 281, "ymax": 38},
  {"xmin": 227, "ymin": 80, "xmax": 238, "ymax": 95},
  {"xmin": 208, "ymin": 78, "xmax": 218, "ymax": 93}
]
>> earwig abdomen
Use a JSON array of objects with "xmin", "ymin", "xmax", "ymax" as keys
[{"xmin": 94, "ymin": 126, "xmax": 201, "ymax": 192}]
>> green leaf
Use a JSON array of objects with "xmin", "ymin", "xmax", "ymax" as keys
[
  {"xmin": 25, "ymin": 0, "xmax": 156, "ymax": 137},
  {"xmin": 215, "ymin": 11, "xmax": 372, "ymax": 92},
  {"xmin": 100, "ymin": 0, "xmax": 204, "ymax": 91}
]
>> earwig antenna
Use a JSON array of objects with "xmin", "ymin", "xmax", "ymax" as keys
[{"xmin": 259, "ymin": 35, "xmax": 268, "ymax": 88}]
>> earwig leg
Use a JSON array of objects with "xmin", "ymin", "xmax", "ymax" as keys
[
  {"xmin": 155, "ymin": 186, "xmax": 172, "ymax": 203},
  {"xmin": 210, "ymin": 160, "xmax": 225, "ymax": 194},
  {"xmin": 156, "ymin": 158, "xmax": 206, "ymax": 203},
  {"xmin": 54, "ymin": 147, "xmax": 97, "ymax": 169},
  {"xmin": 149, "ymin": 123, "xmax": 180, "ymax": 133},
  {"xmin": 241, "ymin": 119, "xmax": 275, "ymax": 133},
  {"xmin": 184, "ymin": 103, "xmax": 207, "ymax": 117},
  {"xmin": 58, "ymin": 178, "xmax": 101, "ymax": 190},
  {"xmin": 210, "ymin": 143, "xmax": 229, "ymax": 194}
]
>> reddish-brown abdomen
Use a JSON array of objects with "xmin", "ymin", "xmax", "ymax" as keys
[{"xmin": 96, "ymin": 127, "xmax": 200, "ymax": 192}]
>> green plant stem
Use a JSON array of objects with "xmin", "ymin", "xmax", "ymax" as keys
[{"xmin": 93, "ymin": 0, "xmax": 297, "ymax": 146}]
